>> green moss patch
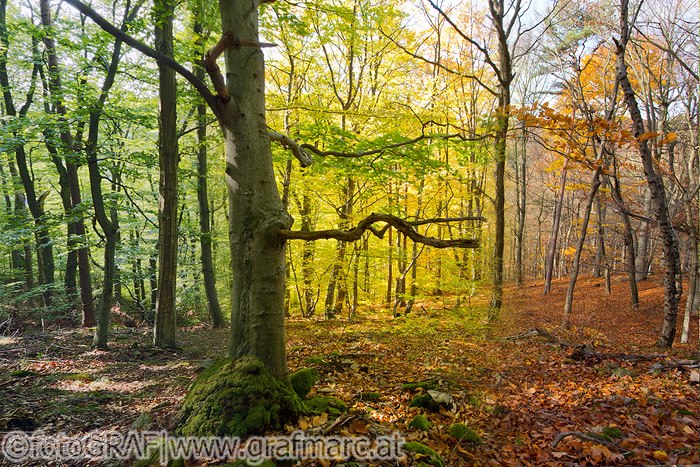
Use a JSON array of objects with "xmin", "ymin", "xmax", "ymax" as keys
[
  {"xmin": 409, "ymin": 394, "xmax": 442, "ymax": 412},
  {"xmin": 448, "ymin": 423, "xmax": 480, "ymax": 443},
  {"xmin": 402, "ymin": 379, "xmax": 438, "ymax": 391},
  {"xmin": 601, "ymin": 426, "xmax": 624, "ymax": 440},
  {"xmin": 408, "ymin": 414, "xmax": 432, "ymax": 431},
  {"xmin": 178, "ymin": 356, "xmax": 304, "ymax": 437},
  {"xmin": 9, "ymin": 369, "xmax": 38, "ymax": 377},
  {"xmin": 403, "ymin": 441, "xmax": 444, "ymax": 467},
  {"xmin": 360, "ymin": 391, "xmax": 381, "ymax": 401},
  {"xmin": 305, "ymin": 396, "xmax": 348, "ymax": 417},
  {"xmin": 289, "ymin": 367, "xmax": 319, "ymax": 398}
]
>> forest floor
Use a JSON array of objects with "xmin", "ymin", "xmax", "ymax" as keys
[{"xmin": 0, "ymin": 274, "xmax": 698, "ymax": 466}]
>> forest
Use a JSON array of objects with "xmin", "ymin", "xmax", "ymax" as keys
[{"xmin": 0, "ymin": 0, "xmax": 698, "ymax": 465}]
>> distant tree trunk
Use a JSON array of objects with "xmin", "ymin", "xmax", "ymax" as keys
[
  {"xmin": 39, "ymin": 0, "xmax": 95, "ymax": 323},
  {"xmin": 563, "ymin": 168, "xmax": 601, "ymax": 329},
  {"xmin": 193, "ymin": 0, "xmax": 223, "ymax": 328},
  {"xmin": 0, "ymin": 1, "xmax": 54, "ymax": 306},
  {"xmin": 153, "ymin": 0, "xmax": 178, "ymax": 349},
  {"xmin": 681, "ymin": 202, "xmax": 698, "ymax": 343},
  {"xmin": 148, "ymin": 250, "xmax": 157, "ymax": 321},
  {"xmin": 332, "ymin": 178, "xmax": 354, "ymax": 315},
  {"xmin": 386, "ymin": 225, "xmax": 393, "ymax": 307},
  {"xmin": 607, "ymin": 172, "xmax": 639, "ymax": 307},
  {"xmin": 298, "ymin": 191, "xmax": 315, "ymax": 317},
  {"xmin": 593, "ymin": 198, "xmax": 605, "ymax": 278},
  {"xmin": 81, "ymin": 8, "xmax": 135, "ymax": 348},
  {"xmin": 616, "ymin": 0, "xmax": 682, "ymax": 348},
  {"xmin": 544, "ymin": 161, "xmax": 568, "ymax": 294},
  {"xmin": 635, "ymin": 189, "xmax": 652, "ymax": 280},
  {"xmin": 514, "ymin": 129, "xmax": 527, "ymax": 286}
]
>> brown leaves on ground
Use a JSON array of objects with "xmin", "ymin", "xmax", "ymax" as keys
[{"xmin": 0, "ymin": 273, "xmax": 698, "ymax": 466}]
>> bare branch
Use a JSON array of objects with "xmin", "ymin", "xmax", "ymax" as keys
[
  {"xmin": 280, "ymin": 212, "xmax": 480, "ymax": 248},
  {"xmin": 380, "ymin": 28, "xmax": 499, "ymax": 97},
  {"xmin": 300, "ymin": 133, "xmax": 487, "ymax": 159}
]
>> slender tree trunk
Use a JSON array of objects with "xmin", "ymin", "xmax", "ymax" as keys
[
  {"xmin": 193, "ymin": 0, "xmax": 223, "ymax": 328},
  {"xmin": 607, "ymin": 174, "xmax": 639, "ymax": 307},
  {"xmin": 616, "ymin": 1, "xmax": 682, "ymax": 348},
  {"xmin": 544, "ymin": 162, "xmax": 568, "ymax": 294},
  {"xmin": 153, "ymin": 0, "xmax": 178, "ymax": 348},
  {"xmin": 563, "ymin": 168, "xmax": 602, "ymax": 328},
  {"xmin": 299, "ymin": 192, "xmax": 315, "ymax": 317},
  {"xmin": 514, "ymin": 130, "xmax": 527, "ymax": 286},
  {"xmin": 681, "ymin": 202, "xmax": 698, "ymax": 343},
  {"xmin": 593, "ymin": 198, "xmax": 604, "ymax": 278},
  {"xmin": 39, "ymin": 0, "xmax": 95, "ymax": 324},
  {"xmin": 635, "ymin": 189, "xmax": 652, "ymax": 280},
  {"xmin": 0, "ymin": 1, "xmax": 54, "ymax": 305}
]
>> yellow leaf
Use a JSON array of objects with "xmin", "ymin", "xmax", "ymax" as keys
[
  {"xmin": 652, "ymin": 450, "xmax": 668, "ymax": 461},
  {"xmin": 659, "ymin": 132, "xmax": 678, "ymax": 144},
  {"xmin": 638, "ymin": 131, "xmax": 660, "ymax": 141},
  {"xmin": 683, "ymin": 425, "xmax": 696, "ymax": 435}
]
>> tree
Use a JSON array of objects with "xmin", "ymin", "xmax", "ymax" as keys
[
  {"xmin": 67, "ymin": 0, "xmax": 480, "ymax": 381},
  {"xmin": 0, "ymin": 0, "xmax": 55, "ymax": 307},
  {"xmin": 38, "ymin": 0, "xmax": 96, "ymax": 325},
  {"xmin": 615, "ymin": 0, "xmax": 682, "ymax": 347},
  {"xmin": 192, "ymin": 0, "xmax": 224, "ymax": 329},
  {"xmin": 152, "ymin": 0, "xmax": 178, "ymax": 349}
]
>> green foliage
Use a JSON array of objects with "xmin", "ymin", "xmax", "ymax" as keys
[
  {"xmin": 448, "ymin": 423, "xmax": 480, "ymax": 443},
  {"xmin": 408, "ymin": 414, "xmax": 432, "ymax": 431},
  {"xmin": 178, "ymin": 357, "xmax": 304, "ymax": 437},
  {"xmin": 289, "ymin": 367, "xmax": 319, "ymax": 398}
]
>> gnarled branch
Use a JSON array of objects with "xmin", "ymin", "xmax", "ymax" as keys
[
  {"xmin": 280, "ymin": 213, "xmax": 480, "ymax": 249},
  {"xmin": 268, "ymin": 131, "xmax": 313, "ymax": 167},
  {"xmin": 204, "ymin": 32, "xmax": 275, "ymax": 102}
]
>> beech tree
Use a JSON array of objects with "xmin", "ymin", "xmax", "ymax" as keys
[{"xmin": 66, "ymin": 0, "xmax": 479, "ymax": 378}]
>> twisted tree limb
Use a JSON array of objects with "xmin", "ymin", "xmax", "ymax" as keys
[
  {"xmin": 280, "ymin": 213, "xmax": 480, "ymax": 248},
  {"xmin": 268, "ymin": 131, "xmax": 313, "ymax": 167}
]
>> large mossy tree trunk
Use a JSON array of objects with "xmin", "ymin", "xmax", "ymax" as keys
[{"xmin": 220, "ymin": 0, "xmax": 292, "ymax": 380}]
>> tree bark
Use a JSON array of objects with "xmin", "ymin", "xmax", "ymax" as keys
[
  {"xmin": 192, "ymin": 0, "xmax": 223, "ymax": 329},
  {"xmin": 606, "ymin": 173, "xmax": 639, "ymax": 307},
  {"xmin": 615, "ymin": 0, "xmax": 682, "ymax": 348},
  {"xmin": 635, "ymin": 189, "xmax": 652, "ymax": 280},
  {"xmin": 221, "ymin": 0, "xmax": 292, "ymax": 379},
  {"xmin": 153, "ymin": 0, "xmax": 179, "ymax": 349}
]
